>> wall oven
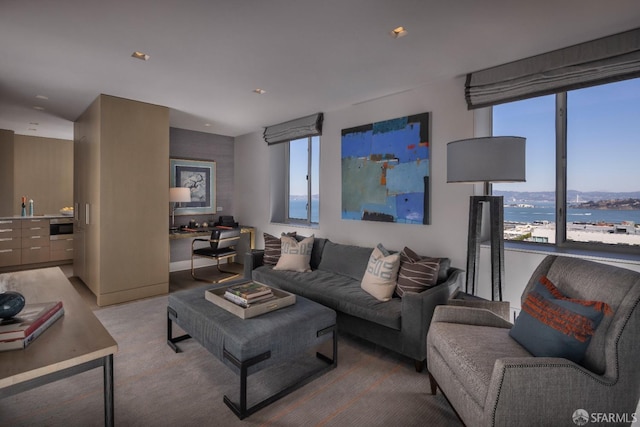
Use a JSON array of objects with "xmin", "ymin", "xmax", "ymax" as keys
[{"xmin": 50, "ymin": 217, "xmax": 74, "ymax": 238}]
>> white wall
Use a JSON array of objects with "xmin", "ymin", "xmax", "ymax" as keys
[
  {"xmin": 234, "ymin": 76, "xmax": 474, "ymax": 270},
  {"xmin": 234, "ymin": 74, "xmax": 640, "ymax": 319}
]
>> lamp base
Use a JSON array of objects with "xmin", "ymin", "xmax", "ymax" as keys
[{"xmin": 466, "ymin": 195, "xmax": 505, "ymax": 301}]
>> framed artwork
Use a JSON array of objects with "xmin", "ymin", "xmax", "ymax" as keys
[
  {"xmin": 341, "ymin": 112, "xmax": 431, "ymax": 224},
  {"xmin": 170, "ymin": 158, "xmax": 216, "ymax": 215}
]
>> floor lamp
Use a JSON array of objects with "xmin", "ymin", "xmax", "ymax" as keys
[
  {"xmin": 447, "ymin": 136, "xmax": 526, "ymax": 301},
  {"xmin": 169, "ymin": 187, "xmax": 191, "ymax": 232}
]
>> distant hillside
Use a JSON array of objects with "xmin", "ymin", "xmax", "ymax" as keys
[
  {"xmin": 494, "ymin": 190, "xmax": 640, "ymax": 204},
  {"xmin": 571, "ymin": 198, "xmax": 640, "ymax": 210}
]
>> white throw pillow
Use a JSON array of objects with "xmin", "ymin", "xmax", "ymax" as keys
[
  {"xmin": 273, "ymin": 235, "xmax": 314, "ymax": 272},
  {"xmin": 360, "ymin": 244, "xmax": 400, "ymax": 301}
]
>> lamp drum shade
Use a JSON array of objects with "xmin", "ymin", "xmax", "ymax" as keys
[
  {"xmin": 169, "ymin": 187, "xmax": 191, "ymax": 203},
  {"xmin": 447, "ymin": 136, "xmax": 526, "ymax": 183}
]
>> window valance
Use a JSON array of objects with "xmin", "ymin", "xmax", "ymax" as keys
[
  {"xmin": 263, "ymin": 113, "xmax": 323, "ymax": 145},
  {"xmin": 466, "ymin": 28, "xmax": 640, "ymax": 109}
]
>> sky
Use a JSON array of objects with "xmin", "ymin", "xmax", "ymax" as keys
[
  {"xmin": 493, "ymin": 77, "xmax": 640, "ymax": 193},
  {"xmin": 289, "ymin": 136, "xmax": 320, "ymax": 196}
]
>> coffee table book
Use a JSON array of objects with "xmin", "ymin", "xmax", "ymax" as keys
[
  {"xmin": 205, "ymin": 283, "xmax": 295, "ymax": 319},
  {"xmin": 0, "ymin": 301, "xmax": 64, "ymax": 341},
  {"xmin": 0, "ymin": 306, "xmax": 65, "ymax": 351}
]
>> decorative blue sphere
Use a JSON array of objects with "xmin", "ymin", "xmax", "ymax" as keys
[{"xmin": 0, "ymin": 291, "xmax": 26, "ymax": 319}]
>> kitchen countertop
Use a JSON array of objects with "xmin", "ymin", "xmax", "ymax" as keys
[{"xmin": 0, "ymin": 214, "xmax": 73, "ymax": 220}]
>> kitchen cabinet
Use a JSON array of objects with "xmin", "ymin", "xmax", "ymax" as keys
[
  {"xmin": 74, "ymin": 95, "xmax": 169, "ymax": 306},
  {"xmin": 20, "ymin": 218, "xmax": 50, "ymax": 264},
  {"xmin": 0, "ymin": 219, "xmax": 21, "ymax": 267},
  {"xmin": 0, "ymin": 217, "xmax": 74, "ymax": 269},
  {"xmin": 50, "ymin": 235, "xmax": 74, "ymax": 262}
]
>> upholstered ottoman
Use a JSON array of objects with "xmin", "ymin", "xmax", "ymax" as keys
[{"xmin": 167, "ymin": 282, "xmax": 337, "ymax": 419}]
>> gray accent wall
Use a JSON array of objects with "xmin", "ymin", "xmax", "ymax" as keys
[
  {"xmin": 169, "ymin": 127, "xmax": 235, "ymax": 264},
  {"xmin": 169, "ymin": 127, "xmax": 234, "ymax": 225}
]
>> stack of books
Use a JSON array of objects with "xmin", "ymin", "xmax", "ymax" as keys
[
  {"xmin": 224, "ymin": 282, "xmax": 275, "ymax": 308},
  {"xmin": 0, "ymin": 301, "xmax": 64, "ymax": 351}
]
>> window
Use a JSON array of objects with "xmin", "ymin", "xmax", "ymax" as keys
[
  {"xmin": 493, "ymin": 77, "xmax": 640, "ymax": 251},
  {"xmin": 287, "ymin": 136, "xmax": 319, "ymax": 224}
]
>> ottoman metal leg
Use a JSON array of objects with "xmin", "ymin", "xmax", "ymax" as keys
[
  {"xmin": 167, "ymin": 307, "xmax": 191, "ymax": 353},
  {"xmin": 222, "ymin": 324, "xmax": 337, "ymax": 420}
]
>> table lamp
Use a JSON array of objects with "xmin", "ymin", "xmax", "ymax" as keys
[
  {"xmin": 169, "ymin": 187, "xmax": 191, "ymax": 232},
  {"xmin": 447, "ymin": 136, "xmax": 526, "ymax": 301}
]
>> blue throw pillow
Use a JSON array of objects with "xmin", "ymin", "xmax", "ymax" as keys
[{"xmin": 509, "ymin": 276, "xmax": 613, "ymax": 363}]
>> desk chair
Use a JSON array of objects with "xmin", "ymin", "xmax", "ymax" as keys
[{"xmin": 191, "ymin": 227, "xmax": 241, "ymax": 283}]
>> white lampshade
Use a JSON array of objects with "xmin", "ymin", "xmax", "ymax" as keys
[
  {"xmin": 169, "ymin": 187, "xmax": 191, "ymax": 203},
  {"xmin": 447, "ymin": 136, "xmax": 526, "ymax": 184}
]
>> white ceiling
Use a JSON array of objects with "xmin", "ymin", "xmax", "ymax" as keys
[{"xmin": 1, "ymin": 0, "xmax": 639, "ymax": 140}]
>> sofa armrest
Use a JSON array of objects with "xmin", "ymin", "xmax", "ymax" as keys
[
  {"xmin": 400, "ymin": 267, "xmax": 463, "ymax": 359},
  {"xmin": 431, "ymin": 305, "xmax": 513, "ymax": 329},
  {"xmin": 485, "ymin": 357, "xmax": 618, "ymax": 426},
  {"xmin": 243, "ymin": 249, "xmax": 265, "ymax": 279}
]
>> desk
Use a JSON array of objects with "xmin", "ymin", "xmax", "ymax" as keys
[
  {"xmin": 170, "ymin": 225, "xmax": 256, "ymax": 250},
  {"xmin": 0, "ymin": 267, "xmax": 118, "ymax": 426}
]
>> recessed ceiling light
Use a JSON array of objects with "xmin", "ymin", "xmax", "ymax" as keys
[
  {"xmin": 29, "ymin": 122, "xmax": 39, "ymax": 125},
  {"xmin": 389, "ymin": 26, "xmax": 408, "ymax": 39},
  {"xmin": 253, "ymin": 88, "xmax": 266, "ymax": 95},
  {"xmin": 35, "ymin": 95, "xmax": 49, "ymax": 100},
  {"xmin": 204, "ymin": 123, "xmax": 211, "ymax": 127},
  {"xmin": 28, "ymin": 128, "xmax": 37, "ymax": 131},
  {"xmin": 33, "ymin": 106, "xmax": 45, "ymax": 111},
  {"xmin": 131, "ymin": 51, "xmax": 150, "ymax": 61}
]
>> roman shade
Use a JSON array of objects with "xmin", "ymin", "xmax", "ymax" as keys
[
  {"xmin": 466, "ymin": 27, "xmax": 640, "ymax": 109},
  {"xmin": 263, "ymin": 113, "xmax": 323, "ymax": 145}
]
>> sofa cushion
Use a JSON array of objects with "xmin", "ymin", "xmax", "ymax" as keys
[
  {"xmin": 361, "ymin": 244, "xmax": 400, "ymax": 302},
  {"xmin": 295, "ymin": 235, "xmax": 327, "ymax": 270},
  {"xmin": 317, "ymin": 241, "xmax": 374, "ymax": 281},
  {"xmin": 396, "ymin": 246, "xmax": 440, "ymax": 297},
  {"xmin": 273, "ymin": 235, "xmax": 314, "ymax": 272},
  {"xmin": 252, "ymin": 266, "xmax": 402, "ymax": 330},
  {"xmin": 509, "ymin": 275, "xmax": 613, "ymax": 363},
  {"xmin": 429, "ymin": 322, "xmax": 532, "ymax": 407},
  {"xmin": 263, "ymin": 232, "xmax": 296, "ymax": 265}
]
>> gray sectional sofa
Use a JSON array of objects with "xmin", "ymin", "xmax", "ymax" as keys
[{"xmin": 244, "ymin": 237, "xmax": 463, "ymax": 371}]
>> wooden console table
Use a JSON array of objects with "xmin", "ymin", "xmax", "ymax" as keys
[{"xmin": 0, "ymin": 267, "xmax": 118, "ymax": 426}]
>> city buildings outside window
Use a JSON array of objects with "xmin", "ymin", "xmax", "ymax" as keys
[{"xmin": 493, "ymin": 77, "xmax": 640, "ymax": 250}]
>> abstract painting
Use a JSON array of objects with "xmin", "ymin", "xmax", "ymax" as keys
[
  {"xmin": 170, "ymin": 158, "xmax": 216, "ymax": 215},
  {"xmin": 341, "ymin": 113, "xmax": 430, "ymax": 224}
]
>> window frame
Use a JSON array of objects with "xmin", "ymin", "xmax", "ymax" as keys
[
  {"xmin": 492, "ymin": 81, "xmax": 640, "ymax": 259},
  {"xmin": 270, "ymin": 135, "xmax": 319, "ymax": 226}
]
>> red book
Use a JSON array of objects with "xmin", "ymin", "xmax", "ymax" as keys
[{"xmin": 0, "ymin": 301, "xmax": 64, "ymax": 341}]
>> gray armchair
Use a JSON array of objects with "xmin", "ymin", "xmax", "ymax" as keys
[{"xmin": 426, "ymin": 255, "xmax": 640, "ymax": 427}]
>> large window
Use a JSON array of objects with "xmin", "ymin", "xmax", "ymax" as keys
[
  {"xmin": 286, "ymin": 136, "xmax": 319, "ymax": 224},
  {"xmin": 493, "ymin": 77, "xmax": 640, "ymax": 250}
]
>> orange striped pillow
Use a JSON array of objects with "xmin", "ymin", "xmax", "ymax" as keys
[{"xmin": 509, "ymin": 276, "xmax": 612, "ymax": 363}]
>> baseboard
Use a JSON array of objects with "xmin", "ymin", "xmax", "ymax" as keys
[{"xmin": 96, "ymin": 281, "xmax": 169, "ymax": 306}]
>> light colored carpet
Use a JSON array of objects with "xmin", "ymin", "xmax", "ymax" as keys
[{"xmin": 0, "ymin": 293, "xmax": 461, "ymax": 426}]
